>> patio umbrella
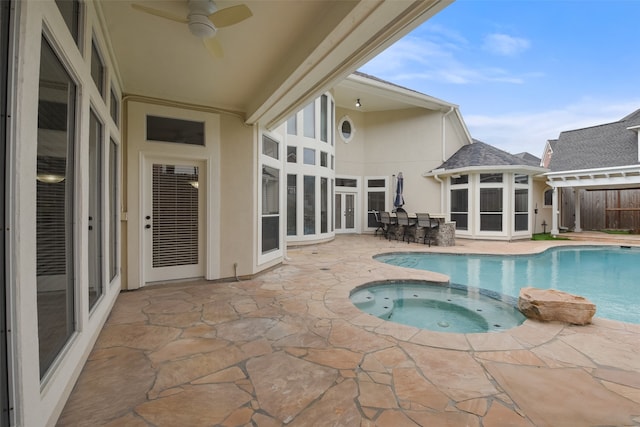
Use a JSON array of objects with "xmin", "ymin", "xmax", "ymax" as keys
[{"xmin": 394, "ymin": 172, "xmax": 405, "ymax": 208}]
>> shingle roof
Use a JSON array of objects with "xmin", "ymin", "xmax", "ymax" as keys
[
  {"xmin": 513, "ymin": 152, "xmax": 542, "ymax": 166},
  {"xmin": 548, "ymin": 109, "xmax": 640, "ymax": 172},
  {"xmin": 436, "ymin": 140, "xmax": 541, "ymax": 170}
]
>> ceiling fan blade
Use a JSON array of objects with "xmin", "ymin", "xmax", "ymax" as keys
[
  {"xmin": 209, "ymin": 4, "xmax": 252, "ymax": 28},
  {"xmin": 203, "ymin": 37, "xmax": 224, "ymax": 58},
  {"xmin": 131, "ymin": 3, "xmax": 188, "ymax": 24}
]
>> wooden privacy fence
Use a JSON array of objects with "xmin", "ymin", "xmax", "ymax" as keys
[{"xmin": 561, "ymin": 188, "xmax": 640, "ymax": 230}]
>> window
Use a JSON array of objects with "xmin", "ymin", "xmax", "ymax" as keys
[
  {"xmin": 304, "ymin": 176, "xmax": 315, "ymax": 234},
  {"xmin": 37, "ymin": 36, "xmax": 77, "ymax": 378},
  {"xmin": 338, "ymin": 117, "xmax": 354, "ymax": 143},
  {"xmin": 262, "ymin": 134, "xmax": 279, "ymax": 159},
  {"xmin": 287, "ymin": 175, "xmax": 297, "ymax": 236},
  {"xmin": 320, "ymin": 94, "xmax": 328, "ymax": 142},
  {"xmin": 336, "ymin": 178, "xmax": 357, "ymax": 187},
  {"xmin": 320, "ymin": 151, "xmax": 327, "ymax": 167},
  {"xmin": 367, "ymin": 192, "xmax": 385, "ymax": 227},
  {"xmin": 368, "ymin": 179, "xmax": 385, "ymax": 188},
  {"xmin": 287, "ymin": 115, "xmax": 297, "ymax": 135},
  {"xmin": 450, "ymin": 189, "xmax": 468, "ymax": 230},
  {"xmin": 480, "ymin": 173, "xmax": 502, "ymax": 183},
  {"xmin": 287, "ymin": 146, "xmax": 297, "ymax": 163},
  {"xmin": 110, "ymin": 88, "xmax": 119, "ymax": 126},
  {"xmin": 303, "ymin": 102, "xmax": 315, "ymax": 138},
  {"xmin": 303, "ymin": 148, "xmax": 315, "ymax": 165},
  {"xmin": 55, "ymin": 0, "xmax": 80, "ymax": 46},
  {"xmin": 514, "ymin": 174, "xmax": 529, "ymax": 184},
  {"xmin": 90, "ymin": 38, "xmax": 105, "ymax": 98},
  {"xmin": 321, "ymin": 177, "xmax": 328, "ymax": 233},
  {"xmin": 330, "ymin": 100, "xmax": 334, "ymax": 146},
  {"xmin": 331, "ymin": 155, "xmax": 334, "ymax": 170},
  {"xmin": 544, "ymin": 189, "xmax": 553, "ymax": 206},
  {"xmin": 261, "ymin": 166, "xmax": 279, "ymax": 253},
  {"xmin": 109, "ymin": 138, "xmax": 118, "ymax": 281},
  {"xmin": 146, "ymin": 115, "xmax": 205, "ymax": 146},
  {"xmin": 88, "ymin": 109, "xmax": 103, "ymax": 310},
  {"xmin": 515, "ymin": 188, "xmax": 528, "ymax": 231},
  {"xmin": 480, "ymin": 188, "xmax": 503, "ymax": 231},
  {"xmin": 450, "ymin": 175, "xmax": 468, "ymax": 185}
]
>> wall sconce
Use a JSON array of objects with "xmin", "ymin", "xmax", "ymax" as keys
[
  {"xmin": 36, "ymin": 173, "xmax": 65, "ymax": 184},
  {"xmin": 355, "ymin": 98, "xmax": 361, "ymax": 108}
]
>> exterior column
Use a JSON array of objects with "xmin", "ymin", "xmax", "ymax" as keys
[
  {"xmin": 574, "ymin": 188, "xmax": 582, "ymax": 232},
  {"xmin": 551, "ymin": 186, "xmax": 559, "ymax": 235}
]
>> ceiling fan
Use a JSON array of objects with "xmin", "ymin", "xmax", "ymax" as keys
[{"xmin": 131, "ymin": 0, "xmax": 252, "ymax": 58}]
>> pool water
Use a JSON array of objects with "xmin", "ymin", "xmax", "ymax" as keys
[
  {"xmin": 350, "ymin": 281, "xmax": 525, "ymax": 333},
  {"xmin": 375, "ymin": 246, "xmax": 640, "ymax": 324}
]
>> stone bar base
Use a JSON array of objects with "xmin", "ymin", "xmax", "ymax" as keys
[
  {"xmin": 433, "ymin": 221, "xmax": 455, "ymax": 247},
  {"xmin": 518, "ymin": 287, "xmax": 596, "ymax": 325}
]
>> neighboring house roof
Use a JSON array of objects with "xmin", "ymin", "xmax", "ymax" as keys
[
  {"xmin": 434, "ymin": 140, "xmax": 543, "ymax": 171},
  {"xmin": 548, "ymin": 109, "xmax": 640, "ymax": 172},
  {"xmin": 513, "ymin": 152, "xmax": 542, "ymax": 166}
]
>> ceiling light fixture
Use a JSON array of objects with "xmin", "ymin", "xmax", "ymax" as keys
[{"xmin": 355, "ymin": 98, "xmax": 361, "ymax": 108}]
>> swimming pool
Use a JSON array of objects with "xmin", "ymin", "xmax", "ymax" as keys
[{"xmin": 375, "ymin": 246, "xmax": 640, "ymax": 324}]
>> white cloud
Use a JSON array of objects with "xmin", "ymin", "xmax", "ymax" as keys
[
  {"xmin": 464, "ymin": 99, "xmax": 640, "ymax": 157},
  {"xmin": 482, "ymin": 33, "xmax": 531, "ymax": 56}
]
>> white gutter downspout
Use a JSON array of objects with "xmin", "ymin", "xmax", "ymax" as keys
[
  {"xmin": 433, "ymin": 173, "xmax": 445, "ymax": 214},
  {"xmin": 442, "ymin": 107, "xmax": 454, "ymax": 162}
]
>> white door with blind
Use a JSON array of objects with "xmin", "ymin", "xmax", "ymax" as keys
[
  {"xmin": 143, "ymin": 159, "xmax": 205, "ymax": 283},
  {"xmin": 335, "ymin": 192, "xmax": 357, "ymax": 233}
]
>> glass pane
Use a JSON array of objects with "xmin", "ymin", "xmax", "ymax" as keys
[
  {"xmin": 514, "ymin": 174, "xmax": 529, "ymax": 184},
  {"xmin": 287, "ymin": 175, "xmax": 297, "ymax": 236},
  {"xmin": 110, "ymin": 89, "xmax": 119, "ymax": 126},
  {"xmin": 331, "ymin": 179, "xmax": 334, "ymax": 231},
  {"xmin": 367, "ymin": 192, "xmax": 385, "ymax": 227},
  {"xmin": 146, "ymin": 116, "xmax": 205, "ymax": 146},
  {"xmin": 544, "ymin": 189, "xmax": 553, "ymax": 206},
  {"xmin": 321, "ymin": 178, "xmax": 328, "ymax": 233},
  {"xmin": 368, "ymin": 179, "xmax": 385, "ymax": 188},
  {"xmin": 320, "ymin": 151, "xmax": 327, "ymax": 167},
  {"xmin": 37, "ymin": 36, "xmax": 76, "ymax": 378},
  {"xmin": 515, "ymin": 213, "xmax": 528, "ymax": 231},
  {"xmin": 287, "ymin": 115, "xmax": 297, "ymax": 135},
  {"xmin": 451, "ymin": 213, "xmax": 468, "ymax": 230},
  {"xmin": 262, "ymin": 216, "xmax": 279, "ymax": 253},
  {"xmin": 334, "ymin": 193, "xmax": 342, "ymax": 229},
  {"xmin": 450, "ymin": 175, "xmax": 468, "ymax": 185},
  {"xmin": 1, "ymin": 3, "xmax": 9, "ymax": 419},
  {"xmin": 320, "ymin": 94, "xmax": 328, "ymax": 142},
  {"xmin": 304, "ymin": 176, "xmax": 315, "ymax": 234},
  {"xmin": 88, "ymin": 110, "xmax": 103, "ymax": 310},
  {"xmin": 345, "ymin": 194, "xmax": 355, "ymax": 229},
  {"xmin": 341, "ymin": 120, "xmax": 351, "ymax": 140},
  {"xmin": 480, "ymin": 173, "xmax": 502, "ymax": 183},
  {"xmin": 55, "ymin": 0, "xmax": 80, "ymax": 45},
  {"xmin": 480, "ymin": 188, "xmax": 502, "ymax": 212},
  {"xmin": 515, "ymin": 189, "xmax": 528, "ymax": 213},
  {"xmin": 109, "ymin": 139, "xmax": 118, "ymax": 281},
  {"xmin": 262, "ymin": 135, "xmax": 279, "ymax": 159},
  {"xmin": 481, "ymin": 214, "xmax": 502, "ymax": 231},
  {"xmin": 262, "ymin": 166, "xmax": 279, "ymax": 215},
  {"xmin": 91, "ymin": 39, "xmax": 104, "ymax": 97},
  {"xmin": 331, "ymin": 100, "xmax": 334, "ymax": 146},
  {"xmin": 303, "ymin": 102, "xmax": 315, "ymax": 138},
  {"xmin": 331, "ymin": 155, "xmax": 334, "ymax": 170},
  {"xmin": 152, "ymin": 165, "xmax": 199, "ymax": 267},
  {"xmin": 303, "ymin": 148, "xmax": 315, "ymax": 165},
  {"xmin": 336, "ymin": 178, "xmax": 357, "ymax": 187},
  {"xmin": 287, "ymin": 146, "xmax": 296, "ymax": 163},
  {"xmin": 450, "ymin": 189, "xmax": 468, "ymax": 212}
]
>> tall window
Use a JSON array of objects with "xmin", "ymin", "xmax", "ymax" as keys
[
  {"xmin": 88, "ymin": 110, "xmax": 103, "ymax": 309},
  {"xmin": 37, "ymin": 36, "xmax": 77, "ymax": 378},
  {"xmin": 287, "ymin": 174, "xmax": 297, "ymax": 236},
  {"xmin": 1, "ymin": 1, "xmax": 10, "ymax": 420},
  {"xmin": 304, "ymin": 176, "xmax": 315, "ymax": 234},
  {"xmin": 303, "ymin": 102, "xmax": 315, "ymax": 138},
  {"xmin": 479, "ymin": 174, "xmax": 503, "ymax": 232},
  {"xmin": 261, "ymin": 166, "xmax": 279, "ymax": 253},
  {"xmin": 320, "ymin": 94, "xmax": 328, "ymax": 142},
  {"xmin": 514, "ymin": 174, "xmax": 529, "ymax": 232},
  {"xmin": 109, "ymin": 138, "xmax": 118, "ymax": 281},
  {"xmin": 367, "ymin": 178, "xmax": 386, "ymax": 228},
  {"xmin": 90, "ymin": 38, "xmax": 105, "ymax": 98},
  {"xmin": 321, "ymin": 177, "xmax": 328, "ymax": 233},
  {"xmin": 450, "ymin": 175, "xmax": 468, "ymax": 230}
]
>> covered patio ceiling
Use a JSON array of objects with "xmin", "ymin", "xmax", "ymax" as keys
[{"xmin": 99, "ymin": 0, "xmax": 453, "ymax": 128}]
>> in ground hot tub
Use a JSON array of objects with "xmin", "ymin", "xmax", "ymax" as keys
[{"xmin": 350, "ymin": 280, "xmax": 525, "ymax": 333}]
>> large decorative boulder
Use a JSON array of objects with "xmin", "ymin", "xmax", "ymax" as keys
[{"xmin": 518, "ymin": 287, "xmax": 596, "ymax": 325}]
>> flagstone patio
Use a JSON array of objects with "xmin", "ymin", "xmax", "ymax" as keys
[{"xmin": 57, "ymin": 234, "xmax": 640, "ymax": 426}]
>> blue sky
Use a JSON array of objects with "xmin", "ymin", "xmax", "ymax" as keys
[{"xmin": 359, "ymin": 0, "xmax": 640, "ymax": 158}]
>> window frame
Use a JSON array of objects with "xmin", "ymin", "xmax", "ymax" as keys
[{"xmin": 258, "ymin": 130, "xmax": 283, "ymax": 263}]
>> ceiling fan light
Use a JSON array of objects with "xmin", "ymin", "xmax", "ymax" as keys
[{"xmin": 188, "ymin": 14, "xmax": 217, "ymax": 38}]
